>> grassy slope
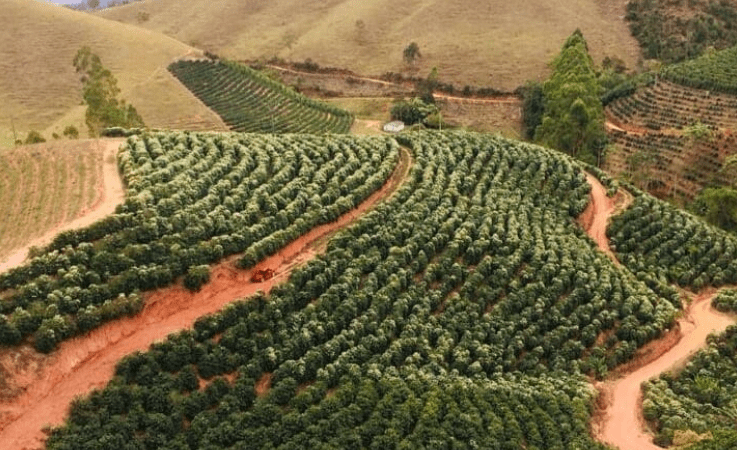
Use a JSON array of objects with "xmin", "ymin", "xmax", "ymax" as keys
[
  {"xmin": 0, "ymin": 0, "xmax": 227, "ymax": 147},
  {"xmin": 0, "ymin": 141, "xmax": 102, "ymax": 262},
  {"xmin": 97, "ymin": 0, "xmax": 641, "ymax": 90}
]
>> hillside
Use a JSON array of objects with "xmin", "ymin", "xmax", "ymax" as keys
[
  {"xmin": 97, "ymin": 0, "xmax": 641, "ymax": 90},
  {"xmin": 0, "ymin": 0, "xmax": 227, "ymax": 147},
  {"xmin": 0, "ymin": 139, "xmax": 122, "ymax": 270},
  {"xmin": 169, "ymin": 59, "xmax": 354, "ymax": 133},
  {"xmin": 0, "ymin": 130, "xmax": 685, "ymax": 449}
]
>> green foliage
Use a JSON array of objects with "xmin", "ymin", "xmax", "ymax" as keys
[
  {"xmin": 183, "ymin": 265, "xmax": 211, "ymax": 292},
  {"xmin": 390, "ymin": 98, "xmax": 438, "ymax": 125},
  {"xmin": 713, "ymin": 288, "xmax": 737, "ymax": 312},
  {"xmin": 626, "ymin": 0, "xmax": 737, "ymax": 64},
  {"xmin": 609, "ymin": 191, "xmax": 737, "ymax": 288},
  {"xmin": 661, "ymin": 44, "xmax": 737, "ymax": 94},
  {"xmin": 403, "ymin": 42, "xmax": 421, "ymax": 64},
  {"xmin": 73, "ymin": 47, "xmax": 145, "ymax": 137},
  {"xmin": 535, "ymin": 30, "xmax": 607, "ymax": 165},
  {"xmin": 24, "ymin": 130, "xmax": 46, "ymax": 145},
  {"xmin": 0, "ymin": 132, "xmax": 399, "ymax": 349},
  {"xmin": 643, "ymin": 326, "xmax": 737, "ymax": 445},
  {"xmin": 168, "ymin": 59, "xmax": 353, "ymax": 134},
  {"xmin": 62, "ymin": 125, "xmax": 79, "ymax": 139},
  {"xmin": 692, "ymin": 187, "xmax": 737, "ymax": 233},
  {"xmin": 44, "ymin": 131, "xmax": 679, "ymax": 449},
  {"xmin": 519, "ymin": 81, "xmax": 545, "ymax": 140}
]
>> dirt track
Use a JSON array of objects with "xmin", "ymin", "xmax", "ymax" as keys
[
  {"xmin": 0, "ymin": 139, "xmax": 125, "ymax": 275},
  {"xmin": 581, "ymin": 174, "xmax": 735, "ymax": 450},
  {"xmin": 0, "ymin": 147, "xmax": 410, "ymax": 450}
]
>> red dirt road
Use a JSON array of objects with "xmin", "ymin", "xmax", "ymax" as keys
[
  {"xmin": 0, "ymin": 148, "xmax": 410, "ymax": 450},
  {"xmin": 581, "ymin": 174, "xmax": 735, "ymax": 450},
  {"xmin": 0, "ymin": 139, "xmax": 125, "ymax": 275},
  {"xmin": 578, "ymin": 173, "xmax": 631, "ymax": 263},
  {"xmin": 598, "ymin": 290, "xmax": 734, "ymax": 450}
]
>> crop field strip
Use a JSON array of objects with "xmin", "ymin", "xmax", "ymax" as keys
[
  {"xmin": 606, "ymin": 129, "xmax": 736, "ymax": 200},
  {"xmin": 606, "ymin": 80, "xmax": 737, "ymax": 131},
  {"xmin": 642, "ymin": 306, "xmax": 737, "ymax": 447},
  {"xmin": 39, "ymin": 131, "xmax": 688, "ymax": 449},
  {"xmin": 0, "ymin": 132, "xmax": 398, "ymax": 352},
  {"xmin": 0, "ymin": 142, "xmax": 102, "ymax": 265},
  {"xmin": 169, "ymin": 60, "xmax": 354, "ymax": 135},
  {"xmin": 609, "ymin": 190, "xmax": 737, "ymax": 290},
  {"xmin": 604, "ymin": 76, "xmax": 737, "ymax": 200},
  {"xmin": 661, "ymin": 44, "xmax": 737, "ymax": 95}
]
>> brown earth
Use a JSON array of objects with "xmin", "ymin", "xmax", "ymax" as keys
[
  {"xmin": 0, "ymin": 147, "xmax": 411, "ymax": 450},
  {"xmin": 580, "ymin": 174, "xmax": 735, "ymax": 450}
]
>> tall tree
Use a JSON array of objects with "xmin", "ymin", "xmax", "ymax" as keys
[
  {"xmin": 535, "ymin": 30, "xmax": 607, "ymax": 165},
  {"xmin": 73, "ymin": 47, "xmax": 144, "ymax": 136}
]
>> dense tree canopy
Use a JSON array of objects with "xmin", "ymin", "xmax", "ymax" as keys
[
  {"xmin": 73, "ymin": 47, "xmax": 145, "ymax": 136},
  {"xmin": 535, "ymin": 30, "xmax": 607, "ymax": 165}
]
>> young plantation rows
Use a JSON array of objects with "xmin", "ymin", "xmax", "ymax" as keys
[
  {"xmin": 661, "ymin": 44, "xmax": 737, "ymax": 95},
  {"xmin": 0, "ymin": 132, "xmax": 399, "ymax": 352},
  {"xmin": 43, "ymin": 131, "xmax": 682, "ymax": 450},
  {"xmin": 606, "ymin": 129, "xmax": 735, "ymax": 200},
  {"xmin": 169, "ymin": 60, "xmax": 353, "ymax": 134},
  {"xmin": 606, "ymin": 80, "xmax": 737, "ymax": 131}
]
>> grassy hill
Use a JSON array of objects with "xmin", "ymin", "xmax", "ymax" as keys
[
  {"xmin": 97, "ymin": 0, "xmax": 641, "ymax": 90},
  {"xmin": 0, "ymin": 140, "xmax": 105, "ymax": 265},
  {"xmin": 0, "ymin": 0, "xmax": 227, "ymax": 147}
]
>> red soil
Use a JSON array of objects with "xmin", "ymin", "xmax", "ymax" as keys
[
  {"xmin": 581, "ymin": 174, "xmax": 735, "ymax": 450},
  {"xmin": 596, "ymin": 291, "xmax": 734, "ymax": 450},
  {"xmin": 578, "ymin": 173, "xmax": 631, "ymax": 263},
  {"xmin": 0, "ymin": 147, "xmax": 410, "ymax": 450}
]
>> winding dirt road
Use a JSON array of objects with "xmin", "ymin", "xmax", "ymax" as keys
[
  {"xmin": 0, "ymin": 148, "xmax": 411, "ymax": 450},
  {"xmin": 0, "ymin": 139, "xmax": 126, "ymax": 275},
  {"xmin": 581, "ymin": 174, "xmax": 735, "ymax": 450}
]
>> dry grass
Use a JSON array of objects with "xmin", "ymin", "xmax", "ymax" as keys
[
  {"xmin": 98, "ymin": 0, "xmax": 641, "ymax": 90},
  {"xmin": 0, "ymin": 140, "xmax": 105, "ymax": 262},
  {"xmin": 0, "ymin": 0, "xmax": 227, "ymax": 148}
]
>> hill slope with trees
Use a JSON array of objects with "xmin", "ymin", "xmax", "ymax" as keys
[{"xmin": 29, "ymin": 130, "xmax": 689, "ymax": 449}]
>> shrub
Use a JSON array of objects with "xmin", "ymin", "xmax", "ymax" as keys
[
  {"xmin": 63, "ymin": 125, "xmax": 79, "ymax": 139},
  {"xmin": 24, "ymin": 130, "xmax": 46, "ymax": 145},
  {"xmin": 184, "ymin": 265, "xmax": 211, "ymax": 292}
]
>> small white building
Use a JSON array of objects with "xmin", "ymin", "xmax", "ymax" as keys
[{"xmin": 383, "ymin": 121, "xmax": 405, "ymax": 133}]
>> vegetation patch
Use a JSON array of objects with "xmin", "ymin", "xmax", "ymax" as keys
[
  {"xmin": 0, "ymin": 132, "xmax": 398, "ymax": 352},
  {"xmin": 169, "ymin": 60, "xmax": 354, "ymax": 134},
  {"xmin": 626, "ymin": 0, "xmax": 737, "ymax": 64},
  {"xmin": 40, "ymin": 131, "xmax": 686, "ymax": 449},
  {"xmin": 643, "ymin": 326, "xmax": 737, "ymax": 447}
]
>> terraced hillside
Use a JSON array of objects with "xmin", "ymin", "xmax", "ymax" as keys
[
  {"xmin": 605, "ymin": 81, "xmax": 737, "ymax": 200},
  {"xmin": 605, "ymin": 45, "xmax": 737, "ymax": 201},
  {"xmin": 26, "ymin": 130, "xmax": 690, "ymax": 449},
  {"xmin": 169, "ymin": 60, "xmax": 354, "ymax": 134},
  {"xmin": 0, "ymin": 141, "xmax": 106, "ymax": 265}
]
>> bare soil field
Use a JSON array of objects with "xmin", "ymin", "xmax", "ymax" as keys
[{"xmin": 0, "ymin": 147, "xmax": 411, "ymax": 450}]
